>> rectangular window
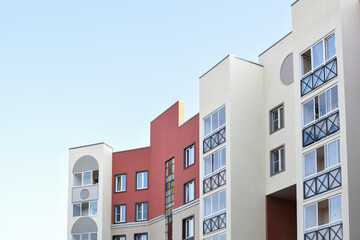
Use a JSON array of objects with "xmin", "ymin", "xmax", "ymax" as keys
[
  {"xmin": 136, "ymin": 171, "xmax": 148, "ymax": 190},
  {"xmin": 114, "ymin": 205, "xmax": 126, "ymax": 223},
  {"xmin": 204, "ymin": 147, "xmax": 226, "ymax": 177},
  {"xmin": 115, "ymin": 174, "xmax": 126, "ymax": 192},
  {"xmin": 73, "ymin": 203, "xmax": 81, "ymax": 217},
  {"xmin": 73, "ymin": 201, "xmax": 98, "ymax": 217},
  {"xmin": 303, "ymin": 139, "xmax": 340, "ymax": 178},
  {"xmin": 73, "ymin": 170, "xmax": 99, "ymax": 187},
  {"xmin": 135, "ymin": 234, "xmax": 148, "ymax": 240},
  {"xmin": 184, "ymin": 180, "xmax": 195, "ymax": 203},
  {"xmin": 72, "ymin": 233, "xmax": 97, "ymax": 240},
  {"xmin": 184, "ymin": 145, "xmax": 195, "ymax": 168},
  {"xmin": 204, "ymin": 190, "xmax": 226, "ymax": 218},
  {"xmin": 89, "ymin": 201, "xmax": 98, "ymax": 216},
  {"xmin": 205, "ymin": 233, "xmax": 226, "ymax": 240},
  {"xmin": 204, "ymin": 106, "xmax": 226, "ymax": 136},
  {"xmin": 270, "ymin": 104, "xmax": 284, "ymax": 133},
  {"xmin": 136, "ymin": 202, "xmax": 148, "ymax": 221},
  {"xmin": 304, "ymin": 195, "xmax": 342, "ymax": 230},
  {"xmin": 302, "ymin": 85, "xmax": 338, "ymax": 127},
  {"xmin": 301, "ymin": 33, "xmax": 336, "ymax": 76},
  {"xmin": 114, "ymin": 236, "xmax": 126, "ymax": 240},
  {"xmin": 270, "ymin": 146, "xmax": 285, "ymax": 176},
  {"xmin": 183, "ymin": 216, "xmax": 194, "ymax": 239}
]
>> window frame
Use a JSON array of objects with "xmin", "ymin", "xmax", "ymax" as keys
[
  {"xmin": 183, "ymin": 215, "xmax": 195, "ymax": 240},
  {"xmin": 114, "ymin": 204, "xmax": 127, "ymax": 224},
  {"xmin": 270, "ymin": 145, "xmax": 285, "ymax": 176},
  {"xmin": 269, "ymin": 103, "xmax": 284, "ymax": 134},
  {"xmin": 134, "ymin": 233, "xmax": 148, "ymax": 240},
  {"xmin": 72, "ymin": 201, "xmax": 98, "ymax": 218},
  {"xmin": 203, "ymin": 189, "xmax": 226, "ymax": 219},
  {"xmin": 300, "ymin": 32, "xmax": 336, "ymax": 77},
  {"xmin": 184, "ymin": 179, "xmax": 196, "ymax": 204},
  {"xmin": 136, "ymin": 171, "xmax": 149, "ymax": 191},
  {"xmin": 184, "ymin": 143, "xmax": 196, "ymax": 169},
  {"xmin": 113, "ymin": 235, "xmax": 126, "ymax": 240},
  {"xmin": 72, "ymin": 232, "xmax": 97, "ymax": 240},
  {"xmin": 114, "ymin": 173, "xmax": 127, "ymax": 193},
  {"xmin": 204, "ymin": 147, "xmax": 226, "ymax": 178},
  {"xmin": 204, "ymin": 105, "xmax": 226, "ymax": 137},
  {"xmin": 73, "ymin": 170, "xmax": 99, "ymax": 187},
  {"xmin": 135, "ymin": 202, "xmax": 148, "ymax": 222}
]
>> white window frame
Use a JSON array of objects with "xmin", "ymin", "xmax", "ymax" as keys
[
  {"xmin": 301, "ymin": 84, "xmax": 338, "ymax": 128},
  {"xmin": 204, "ymin": 147, "xmax": 226, "ymax": 178},
  {"xmin": 204, "ymin": 190, "xmax": 226, "ymax": 219},
  {"xmin": 136, "ymin": 202, "xmax": 148, "ymax": 221},
  {"xmin": 204, "ymin": 105, "xmax": 226, "ymax": 137},
  {"xmin": 72, "ymin": 201, "xmax": 98, "ymax": 218},
  {"xmin": 135, "ymin": 234, "xmax": 147, "ymax": 240},
  {"xmin": 184, "ymin": 216, "xmax": 194, "ymax": 239},
  {"xmin": 185, "ymin": 144, "xmax": 195, "ymax": 168},
  {"xmin": 270, "ymin": 146, "xmax": 285, "ymax": 176},
  {"xmin": 205, "ymin": 233, "xmax": 226, "ymax": 240},
  {"xmin": 114, "ymin": 236, "xmax": 126, "ymax": 240},
  {"xmin": 304, "ymin": 194, "xmax": 342, "ymax": 231},
  {"xmin": 270, "ymin": 104, "xmax": 284, "ymax": 133},
  {"xmin": 303, "ymin": 138, "xmax": 341, "ymax": 179},
  {"xmin": 115, "ymin": 204, "xmax": 126, "ymax": 223},
  {"xmin": 73, "ymin": 170, "xmax": 98, "ymax": 187},
  {"xmin": 72, "ymin": 232, "xmax": 97, "ymax": 240},
  {"xmin": 136, "ymin": 171, "xmax": 148, "ymax": 190},
  {"xmin": 115, "ymin": 174, "xmax": 126, "ymax": 192},
  {"xmin": 184, "ymin": 180, "xmax": 195, "ymax": 203},
  {"xmin": 300, "ymin": 32, "xmax": 336, "ymax": 76}
]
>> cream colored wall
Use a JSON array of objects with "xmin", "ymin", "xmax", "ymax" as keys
[
  {"xmin": 259, "ymin": 33, "xmax": 297, "ymax": 195},
  {"xmin": 67, "ymin": 143, "xmax": 113, "ymax": 240},
  {"xmin": 173, "ymin": 202, "xmax": 200, "ymax": 240}
]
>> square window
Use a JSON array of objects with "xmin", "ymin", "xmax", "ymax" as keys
[
  {"xmin": 135, "ymin": 233, "xmax": 147, "ymax": 240},
  {"xmin": 136, "ymin": 202, "xmax": 148, "ymax": 221},
  {"xmin": 73, "ymin": 173, "xmax": 82, "ymax": 186},
  {"xmin": 136, "ymin": 171, "xmax": 148, "ymax": 190},
  {"xmin": 270, "ymin": 105, "xmax": 284, "ymax": 133},
  {"xmin": 184, "ymin": 145, "xmax": 195, "ymax": 168},
  {"xmin": 183, "ymin": 216, "xmax": 194, "ymax": 239},
  {"xmin": 203, "ymin": 190, "xmax": 226, "ymax": 217},
  {"xmin": 114, "ymin": 205, "xmax": 126, "ymax": 223},
  {"xmin": 90, "ymin": 233, "xmax": 97, "ymax": 240},
  {"xmin": 72, "ymin": 234, "xmax": 80, "ymax": 240},
  {"xmin": 184, "ymin": 180, "xmax": 195, "ymax": 203},
  {"xmin": 270, "ymin": 146, "xmax": 285, "ymax": 176},
  {"xmin": 204, "ymin": 106, "xmax": 226, "ymax": 136},
  {"xmin": 115, "ymin": 174, "xmax": 127, "ymax": 192},
  {"xmin": 204, "ymin": 147, "xmax": 226, "ymax": 177}
]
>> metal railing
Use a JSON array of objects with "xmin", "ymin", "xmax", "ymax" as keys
[
  {"xmin": 301, "ymin": 58, "xmax": 338, "ymax": 96},
  {"xmin": 304, "ymin": 167, "xmax": 341, "ymax": 199},
  {"xmin": 304, "ymin": 223, "xmax": 343, "ymax": 240},
  {"xmin": 203, "ymin": 127, "xmax": 226, "ymax": 153},
  {"xmin": 203, "ymin": 169, "xmax": 226, "ymax": 194},
  {"xmin": 303, "ymin": 111, "xmax": 339, "ymax": 147},
  {"xmin": 203, "ymin": 212, "xmax": 226, "ymax": 234}
]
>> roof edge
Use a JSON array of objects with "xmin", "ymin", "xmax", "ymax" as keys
[
  {"xmin": 258, "ymin": 31, "xmax": 293, "ymax": 57},
  {"xmin": 69, "ymin": 142, "xmax": 113, "ymax": 150},
  {"xmin": 113, "ymin": 146, "xmax": 151, "ymax": 154},
  {"xmin": 199, "ymin": 54, "xmax": 231, "ymax": 79}
]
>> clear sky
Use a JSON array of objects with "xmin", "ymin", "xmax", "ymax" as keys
[{"xmin": 0, "ymin": 1, "xmax": 293, "ymax": 239}]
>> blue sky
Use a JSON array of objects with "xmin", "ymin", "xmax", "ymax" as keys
[{"xmin": 0, "ymin": 1, "xmax": 293, "ymax": 239}]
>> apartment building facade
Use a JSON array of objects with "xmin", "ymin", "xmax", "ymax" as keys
[{"xmin": 68, "ymin": 0, "xmax": 360, "ymax": 239}]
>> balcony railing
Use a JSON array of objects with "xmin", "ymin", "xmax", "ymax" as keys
[
  {"xmin": 304, "ymin": 223, "xmax": 343, "ymax": 240},
  {"xmin": 301, "ymin": 58, "xmax": 338, "ymax": 96},
  {"xmin": 203, "ymin": 169, "xmax": 226, "ymax": 194},
  {"xmin": 203, "ymin": 212, "xmax": 226, "ymax": 234},
  {"xmin": 304, "ymin": 167, "xmax": 341, "ymax": 199},
  {"xmin": 203, "ymin": 127, "xmax": 226, "ymax": 153},
  {"xmin": 303, "ymin": 111, "xmax": 339, "ymax": 147}
]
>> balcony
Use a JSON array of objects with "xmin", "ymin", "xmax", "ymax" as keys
[
  {"xmin": 301, "ymin": 58, "xmax": 338, "ymax": 96},
  {"xmin": 203, "ymin": 212, "xmax": 226, "ymax": 234},
  {"xmin": 305, "ymin": 223, "xmax": 343, "ymax": 240},
  {"xmin": 303, "ymin": 111, "xmax": 339, "ymax": 147},
  {"xmin": 203, "ymin": 169, "xmax": 226, "ymax": 194},
  {"xmin": 203, "ymin": 127, "xmax": 226, "ymax": 153},
  {"xmin": 304, "ymin": 167, "xmax": 341, "ymax": 199}
]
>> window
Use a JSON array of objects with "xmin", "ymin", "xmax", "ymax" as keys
[
  {"xmin": 270, "ymin": 146, "xmax": 285, "ymax": 176},
  {"xmin": 302, "ymin": 85, "xmax": 338, "ymax": 127},
  {"xmin": 184, "ymin": 144, "xmax": 195, "ymax": 168},
  {"xmin": 304, "ymin": 195, "xmax": 342, "ymax": 230},
  {"xmin": 304, "ymin": 139, "xmax": 340, "ymax": 178},
  {"xmin": 72, "ymin": 201, "xmax": 98, "ymax": 217},
  {"xmin": 301, "ymin": 33, "xmax": 336, "ymax": 76},
  {"xmin": 270, "ymin": 104, "xmax": 284, "ymax": 133},
  {"xmin": 204, "ymin": 190, "xmax": 226, "ymax": 218},
  {"xmin": 206, "ymin": 233, "xmax": 226, "ymax": 240},
  {"xmin": 204, "ymin": 106, "xmax": 226, "ymax": 136},
  {"xmin": 204, "ymin": 147, "xmax": 226, "ymax": 177},
  {"xmin": 184, "ymin": 180, "xmax": 195, "ymax": 203},
  {"xmin": 113, "ymin": 236, "xmax": 126, "ymax": 240},
  {"xmin": 73, "ymin": 170, "xmax": 99, "ymax": 187},
  {"xmin": 115, "ymin": 174, "xmax": 126, "ymax": 192},
  {"xmin": 136, "ymin": 171, "xmax": 148, "ymax": 190},
  {"xmin": 134, "ymin": 234, "xmax": 147, "ymax": 240},
  {"xmin": 136, "ymin": 202, "xmax": 148, "ymax": 221},
  {"xmin": 72, "ymin": 233, "xmax": 97, "ymax": 240},
  {"xmin": 183, "ymin": 216, "xmax": 194, "ymax": 239},
  {"xmin": 114, "ymin": 205, "xmax": 126, "ymax": 223}
]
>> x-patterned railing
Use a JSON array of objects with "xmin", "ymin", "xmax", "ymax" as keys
[
  {"xmin": 304, "ymin": 223, "xmax": 343, "ymax": 240},
  {"xmin": 203, "ymin": 127, "xmax": 226, "ymax": 153},
  {"xmin": 303, "ymin": 111, "xmax": 339, "ymax": 147},
  {"xmin": 301, "ymin": 58, "xmax": 338, "ymax": 96},
  {"xmin": 203, "ymin": 169, "xmax": 226, "ymax": 194},
  {"xmin": 203, "ymin": 212, "xmax": 226, "ymax": 234},
  {"xmin": 304, "ymin": 167, "xmax": 341, "ymax": 199}
]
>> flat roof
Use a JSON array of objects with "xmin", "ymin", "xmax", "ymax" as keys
[{"xmin": 69, "ymin": 142, "xmax": 113, "ymax": 150}]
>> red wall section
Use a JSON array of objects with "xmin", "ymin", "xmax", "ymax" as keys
[{"xmin": 112, "ymin": 101, "xmax": 199, "ymax": 223}]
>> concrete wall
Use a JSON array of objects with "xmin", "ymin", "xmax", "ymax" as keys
[{"xmin": 173, "ymin": 201, "xmax": 200, "ymax": 240}]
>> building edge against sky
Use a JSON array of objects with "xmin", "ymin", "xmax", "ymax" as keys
[{"xmin": 67, "ymin": 0, "xmax": 360, "ymax": 239}]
